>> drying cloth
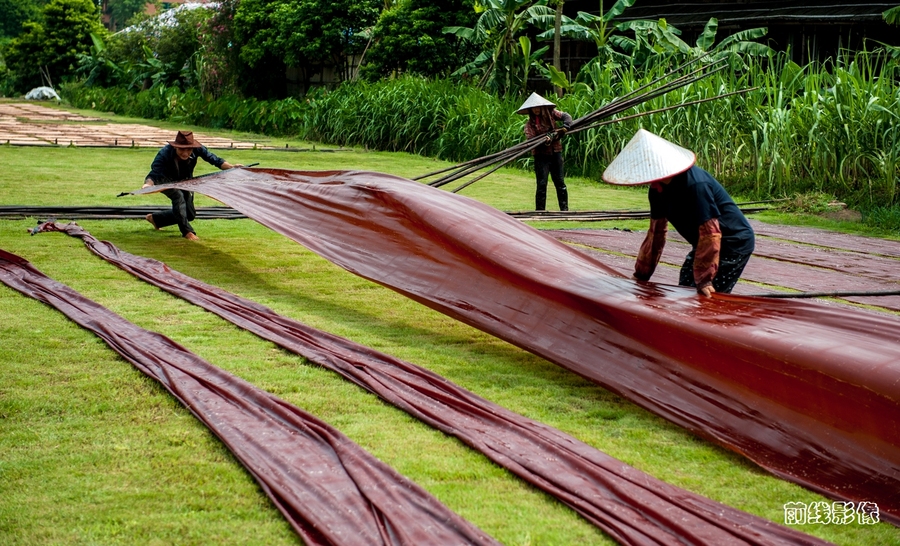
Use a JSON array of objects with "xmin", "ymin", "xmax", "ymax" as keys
[
  {"xmin": 0, "ymin": 248, "xmax": 499, "ymax": 546},
  {"xmin": 35, "ymin": 221, "xmax": 831, "ymax": 546},
  {"xmin": 131, "ymin": 168, "xmax": 900, "ymax": 524}
]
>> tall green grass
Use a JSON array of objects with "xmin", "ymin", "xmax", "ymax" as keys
[{"xmin": 62, "ymin": 49, "xmax": 900, "ymax": 209}]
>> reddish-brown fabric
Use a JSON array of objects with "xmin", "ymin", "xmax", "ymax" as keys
[
  {"xmin": 547, "ymin": 228, "xmax": 900, "ymax": 310},
  {"xmin": 135, "ymin": 169, "xmax": 900, "ymax": 524},
  {"xmin": 0, "ymin": 248, "xmax": 500, "ymax": 546},
  {"xmin": 693, "ymin": 218, "xmax": 722, "ymax": 288},
  {"xmin": 36, "ymin": 221, "xmax": 831, "ymax": 546},
  {"xmin": 633, "ymin": 217, "xmax": 667, "ymax": 280}
]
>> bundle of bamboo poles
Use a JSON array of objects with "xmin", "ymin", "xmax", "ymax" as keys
[{"xmin": 415, "ymin": 58, "xmax": 753, "ymax": 193}]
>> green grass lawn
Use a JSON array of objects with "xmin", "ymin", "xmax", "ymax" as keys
[{"xmin": 1, "ymin": 121, "xmax": 898, "ymax": 545}]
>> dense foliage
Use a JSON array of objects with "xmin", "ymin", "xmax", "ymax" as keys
[
  {"xmin": 2, "ymin": 0, "xmax": 898, "ymax": 216},
  {"xmin": 3, "ymin": 0, "xmax": 103, "ymax": 90},
  {"xmin": 105, "ymin": 0, "xmax": 155, "ymax": 32},
  {"xmin": 0, "ymin": 0, "xmax": 44, "ymax": 39},
  {"xmin": 233, "ymin": 0, "xmax": 380, "ymax": 97},
  {"xmin": 63, "ymin": 48, "xmax": 900, "ymax": 211},
  {"xmin": 358, "ymin": 0, "xmax": 478, "ymax": 80}
]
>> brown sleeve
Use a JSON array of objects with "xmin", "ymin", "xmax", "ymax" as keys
[
  {"xmin": 555, "ymin": 109, "xmax": 574, "ymax": 129},
  {"xmin": 693, "ymin": 218, "xmax": 722, "ymax": 289},
  {"xmin": 523, "ymin": 118, "xmax": 537, "ymax": 139},
  {"xmin": 634, "ymin": 218, "xmax": 668, "ymax": 281}
]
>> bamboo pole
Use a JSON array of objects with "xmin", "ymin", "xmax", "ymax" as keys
[{"xmin": 420, "ymin": 61, "xmax": 739, "ymax": 191}]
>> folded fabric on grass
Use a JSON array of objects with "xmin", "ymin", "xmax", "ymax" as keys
[
  {"xmin": 131, "ymin": 169, "xmax": 900, "ymax": 525},
  {"xmin": 0, "ymin": 248, "xmax": 499, "ymax": 546},
  {"xmin": 34, "ymin": 221, "xmax": 830, "ymax": 546}
]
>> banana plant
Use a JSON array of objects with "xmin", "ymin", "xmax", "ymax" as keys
[
  {"xmin": 519, "ymin": 35, "xmax": 550, "ymax": 95},
  {"xmin": 129, "ymin": 44, "xmax": 176, "ymax": 90},
  {"xmin": 613, "ymin": 17, "xmax": 773, "ymax": 67},
  {"xmin": 884, "ymin": 5, "xmax": 900, "ymax": 25},
  {"xmin": 444, "ymin": 0, "xmax": 557, "ymax": 95},
  {"xmin": 76, "ymin": 33, "xmax": 123, "ymax": 87},
  {"xmin": 536, "ymin": 0, "xmax": 635, "ymax": 64},
  {"xmin": 532, "ymin": 0, "xmax": 636, "ymax": 92}
]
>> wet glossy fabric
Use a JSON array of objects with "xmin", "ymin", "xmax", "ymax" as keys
[
  {"xmin": 36, "ymin": 221, "xmax": 831, "ymax": 546},
  {"xmin": 547, "ymin": 228, "xmax": 900, "ymax": 311},
  {"xmin": 136, "ymin": 169, "xmax": 900, "ymax": 524},
  {"xmin": 0, "ymin": 249, "xmax": 499, "ymax": 546}
]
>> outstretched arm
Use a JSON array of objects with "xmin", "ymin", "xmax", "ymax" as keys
[{"xmin": 197, "ymin": 146, "xmax": 243, "ymax": 169}]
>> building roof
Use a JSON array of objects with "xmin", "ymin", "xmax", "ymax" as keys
[{"xmin": 610, "ymin": 2, "xmax": 894, "ymax": 27}]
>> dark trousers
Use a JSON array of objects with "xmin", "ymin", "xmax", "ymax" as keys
[
  {"xmin": 534, "ymin": 152, "xmax": 568, "ymax": 211},
  {"xmin": 151, "ymin": 188, "xmax": 197, "ymax": 237},
  {"xmin": 678, "ymin": 249, "xmax": 752, "ymax": 293}
]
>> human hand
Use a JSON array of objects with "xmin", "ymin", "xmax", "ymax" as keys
[
  {"xmin": 698, "ymin": 285, "xmax": 716, "ymax": 297},
  {"xmin": 142, "ymin": 180, "xmax": 154, "ymax": 189}
]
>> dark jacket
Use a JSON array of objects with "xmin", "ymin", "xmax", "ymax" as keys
[
  {"xmin": 146, "ymin": 145, "xmax": 225, "ymax": 184},
  {"xmin": 648, "ymin": 166, "xmax": 755, "ymax": 255}
]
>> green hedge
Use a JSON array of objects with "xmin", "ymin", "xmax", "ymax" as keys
[{"xmin": 62, "ymin": 55, "xmax": 900, "ymax": 208}]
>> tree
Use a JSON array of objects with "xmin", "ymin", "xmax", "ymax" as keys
[
  {"xmin": 443, "ymin": 0, "xmax": 557, "ymax": 95},
  {"xmin": 0, "ymin": 0, "xmax": 44, "ymax": 39},
  {"xmin": 543, "ymin": 12, "xmax": 772, "ymax": 94},
  {"xmin": 105, "ymin": 0, "xmax": 152, "ymax": 31},
  {"xmin": 234, "ymin": 0, "xmax": 381, "ymax": 96},
  {"xmin": 535, "ymin": 0, "xmax": 634, "ymax": 91},
  {"xmin": 537, "ymin": 0, "xmax": 634, "ymax": 65},
  {"xmin": 360, "ymin": 0, "xmax": 478, "ymax": 80},
  {"xmin": 4, "ymin": 0, "xmax": 104, "ymax": 91}
]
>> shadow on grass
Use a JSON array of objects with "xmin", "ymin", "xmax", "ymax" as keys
[{"xmin": 73, "ymin": 220, "xmax": 764, "ymax": 479}]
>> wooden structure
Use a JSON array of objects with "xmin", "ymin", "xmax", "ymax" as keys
[{"xmin": 559, "ymin": 0, "xmax": 897, "ymax": 70}]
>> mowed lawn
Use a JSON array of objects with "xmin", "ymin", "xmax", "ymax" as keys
[{"xmin": 1, "ymin": 117, "xmax": 897, "ymax": 545}]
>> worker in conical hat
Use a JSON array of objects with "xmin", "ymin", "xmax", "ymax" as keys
[
  {"xmin": 602, "ymin": 129, "xmax": 755, "ymax": 296},
  {"xmin": 518, "ymin": 92, "xmax": 573, "ymax": 211}
]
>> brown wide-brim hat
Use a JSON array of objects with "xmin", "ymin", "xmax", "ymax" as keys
[
  {"xmin": 169, "ymin": 130, "xmax": 203, "ymax": 148},
  {"xmin": 516, "ymin": 92, "xmax": 556, "ymax": 114},
  {"xmin": 601, "ymin": 129, "xmax": 696, "ymax": 185}
]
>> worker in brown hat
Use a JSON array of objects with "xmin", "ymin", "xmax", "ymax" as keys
[
  {"xmin": 602, "ymin": 129, "xmax": 755, "ymax": 296},
  {"xmin": 518, "ymin": 93, "xmax": 573, "ymax": 211},
  {"xmin": 142, "ymin": 130, "xmax": 242, "ymax": 240}
]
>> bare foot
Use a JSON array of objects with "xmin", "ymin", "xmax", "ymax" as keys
[
  {"xmin": 145, "ymin": 214, "xmax": 158, "ymax": 230},
  {"xmin": 184, "ymin": 232, "xmax": 200, "ymax": 241}
]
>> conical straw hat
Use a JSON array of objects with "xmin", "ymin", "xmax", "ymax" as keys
[
  {"xmin": 602, "ymin": 129, "xmax": 696, "ymax": 185},
  {"xmin": 516, "ymin": 92, "xmax": 556, "ymax": 114}
]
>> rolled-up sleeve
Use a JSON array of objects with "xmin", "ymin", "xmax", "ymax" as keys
[{"xmin": 693, "ymin": 218, "xmax": 722, "ymax": 289}]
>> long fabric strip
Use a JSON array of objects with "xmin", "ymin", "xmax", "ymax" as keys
[
  {"xmin": 0, "ymin": 248, "xmax": 499, "ymax": 546},
  {"xmin": 35, "ymin": 221, "xmax": 831, "ymax": 546},
  {"xmin": 133, "ymin": 169, "xmax": 900, "ymax": 524}
]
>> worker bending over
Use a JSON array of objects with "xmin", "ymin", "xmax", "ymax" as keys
[
  {"xmin": 603, "ymin": 129, "xmax": 755, "ymax": 296},
  {"xmin": 142, "ymin": 131, "xmax": 241, "ymax": 241}
]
